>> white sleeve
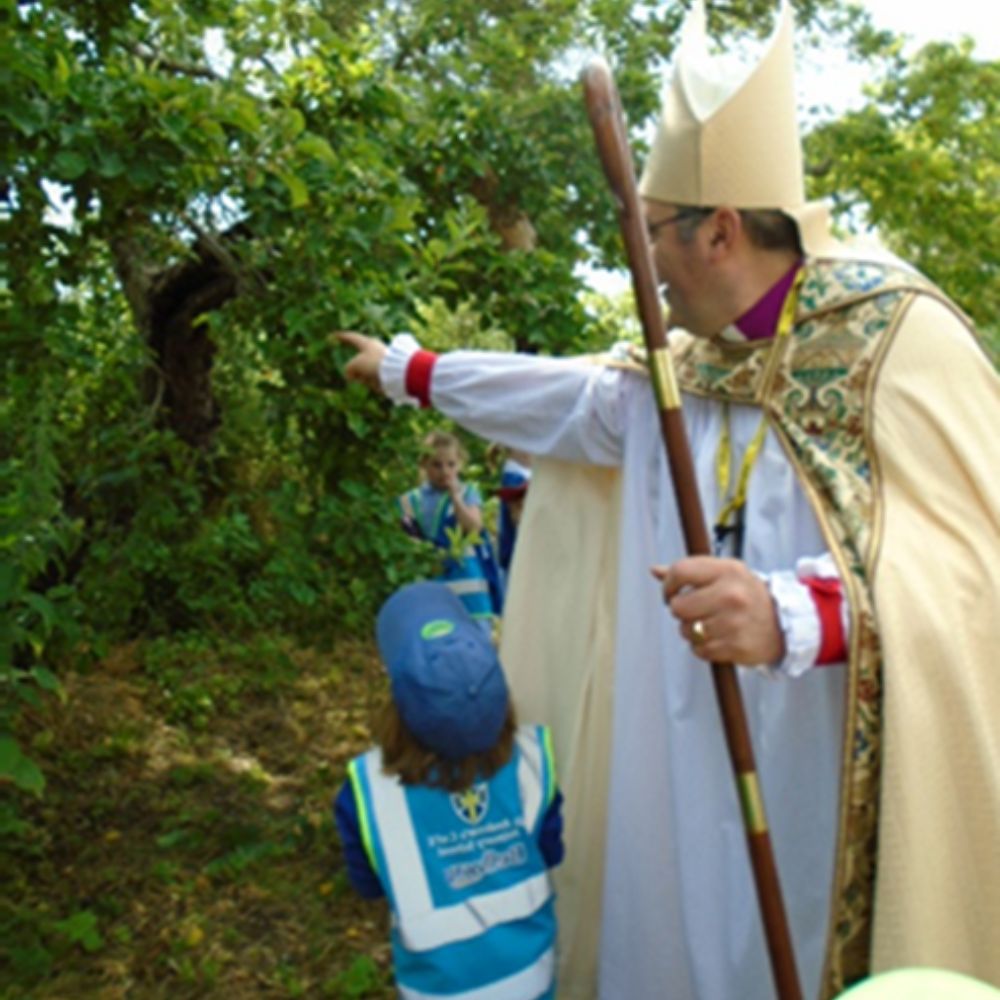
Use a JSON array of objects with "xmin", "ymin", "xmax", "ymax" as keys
[
  {"xmin": 379, "ymin": 333, "xmax": 423, "ymax": 407},
  {"xmin": 761, "ymin": 552, "xmax": 850, "ymax": 678},
  {"xmin": 380, "ymin": 334, "xmax": 628, "ymax": 466},
  {"xmin": 765, "ymin": 570, "xmax": 822, "ymax": 677}
]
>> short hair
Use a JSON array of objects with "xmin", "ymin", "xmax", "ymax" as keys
[
  {"xmin": 675, "ymin": 206, "xmax": 802, "ymax": 254},
  {"xmin": 376, "ymin": 696, "xmax": 518, "ymax": 792},
  {"xmin": 739, "ymin": 209, "xmax": 802, "ymax": 254},
  {"xmin": 675, "ymin": 207, "xmax": 715, "ymax": 243},
  {"xmin": 419, "ymin": 429, "xmax": 466, "ymax": 464}
]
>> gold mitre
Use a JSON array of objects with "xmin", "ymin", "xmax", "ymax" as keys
[{"xmin": 639, "ymin": 0, "xmax": 841, "ymax": 256}]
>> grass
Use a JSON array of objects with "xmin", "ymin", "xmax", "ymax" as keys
[{"xmin": 1, "ymin": 634, "xmax": 396, "ymax": 998}]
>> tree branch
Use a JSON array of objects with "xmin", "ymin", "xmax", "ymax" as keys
[{"xmin": 127, "ymin": 43, "xmax": 220, "ymax": 81}]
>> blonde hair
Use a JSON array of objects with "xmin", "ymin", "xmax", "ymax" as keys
[
  {"xmin": 419, "ymin": 429, "xmax": 467, "ymax": 466},
  {"xmin": 375, "ymin": 698, "xmax": 517, "ymax": 792}
]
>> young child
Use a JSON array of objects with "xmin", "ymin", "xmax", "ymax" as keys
[
  {"xmin": 398, "ymin": 429, "xmax": 503, "ymax": 625},
  {"xmin": 334, "ymin": 581, "xmax": 564, "ymax": 999}
]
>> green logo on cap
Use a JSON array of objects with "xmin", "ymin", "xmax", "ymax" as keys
[{"xmin": 421, "ymin": 619, "xmax": 455, "ymax": 640}]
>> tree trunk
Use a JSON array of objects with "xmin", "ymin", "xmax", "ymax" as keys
[{"xmin": 111, "ymin": 225, "xmax": 243, "ymax": 449}]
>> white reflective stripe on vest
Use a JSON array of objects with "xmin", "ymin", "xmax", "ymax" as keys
[
  {"xmin": 398, "ymin": 944, "xmax": 555, "ymax": 1000},
  {"xmin": 361, "ymin": 743, "xmax": 552, "ymax": 953},
  {"xmin": 515, "ymin": 728, "xmax": 546, "ymax": 832},
  {"xmin": 445, "ymin": 578, "xmax": 489, "ymax": 596}
]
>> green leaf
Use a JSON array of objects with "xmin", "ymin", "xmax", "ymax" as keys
[
  {"xmin": 0, "ymin": 735, "xmax": 46, "ymax": 795},
  {"xmin": 53, "ymin": 910, "xmax": 103, "ymax": 953},
  {"xmin": 5, "ymin": 97, "xmax": 49, "ymax": 136},
  {"xmin": 130, "ymin": 160, "xmax": 160, "ymax": 187},
  {"xmin": 328, "ymin": 955, "xmax": 384, "ymax": 997},
  {"xmin": 53, "ymin": 51, "xmax": 72, "ymax": 86},
  {"xmin": 296, "ymin": 132, "xmax": 337, "ymax": 165},
  {"xmin": 277, "ymin": 107, "xmax": 306, "ymax": 140},
  {"xmin": 51, "ymin": 150, "xmax": 88, "ymax": 180},
  {"xmin": 277, "ymin": 170, "xmax": 310, "ymax": 208},
  {"xmin": 219, "ymin": 98, "xmax": 262, "ymax": 133},
  {"xmin": 29, "ymin": 666, "xmax": 61, "ymax": 694},
  {"xmin": 94, "ymin": 148, "xmax": 125, "ymax": 179},
  {"xmin": 23, "ymin": 592, "xmax": 55, "ymax": 633}
]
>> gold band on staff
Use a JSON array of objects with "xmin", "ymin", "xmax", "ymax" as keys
[
  {"xmin": 650, "ymin": 346, "xmax": 681, "ymax": 410},
  {"xmin": 738, "ymin": 772, "xmax": 769, "ymax": 835}
]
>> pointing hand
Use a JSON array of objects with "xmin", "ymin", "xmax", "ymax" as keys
[{"xmin": 334, "ymin": 331, "xmax": 388, "ymax": 393}]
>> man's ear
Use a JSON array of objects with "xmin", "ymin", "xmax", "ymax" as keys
[{"xmin": 705, "ymin": 207, "xmax": 742, "ymax": 258}]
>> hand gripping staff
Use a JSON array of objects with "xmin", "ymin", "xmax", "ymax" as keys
[{"xmin": 582, "ymin": 60, "xmax": 803, "ymax": 1000}]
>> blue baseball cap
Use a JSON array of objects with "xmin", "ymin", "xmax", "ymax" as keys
[{"xmin": 376, "ymin": 582, "xmax": 509, "ymax": 759}]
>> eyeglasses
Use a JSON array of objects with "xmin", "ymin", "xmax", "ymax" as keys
[{"xmin": 645, "ymin": 207, "xmax": 711, "ymax": 242}]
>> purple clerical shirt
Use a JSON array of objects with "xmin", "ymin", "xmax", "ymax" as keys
[{"xmin": 734, "ymin": 259, "xmax": 803, "ymax": 341}]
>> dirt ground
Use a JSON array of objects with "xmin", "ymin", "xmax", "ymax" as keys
[{"xmin": 1, "ymin": 635, "xmax": 398, "ymax": 998}]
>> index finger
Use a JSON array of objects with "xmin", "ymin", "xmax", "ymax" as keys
[
  {"xmin": 333, "ymin": 330, "xmax": 379, "ymax": 351},
  {"xmin": 658, "ymin": 556, "xmax": 724, "ymax": 599}
]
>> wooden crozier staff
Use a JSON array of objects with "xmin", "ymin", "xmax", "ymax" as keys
[{"xmin": 582, "ymin": 59, "xmax": 803, "ymax": 1000}]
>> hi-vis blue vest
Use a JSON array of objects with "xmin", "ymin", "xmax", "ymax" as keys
[
  {"xmin": 398, "ymin": 486, "xmax": 504, "ymax": 620},
  {"xmin": 347, "ymin": 725, "xmax": 558, "ymax": 999}
]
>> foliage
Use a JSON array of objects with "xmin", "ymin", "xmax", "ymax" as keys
[
  {"xmin": 3, "ymin": 3, "xmax": 996, "ymax": 995},
  {"xmin": 806, "ymin": 39, "xmax": 1000, "ymax": 353},
  {"xmin": 0, "ymin": 635, "xmax": 396, "ymax": 997},
  {"xmin": 2, "ymin": 0, "xmax": 996, "ymax": 804},
  {"xmin": 327, "ymin": 955, "xmax": 387, "ymax": 998}
]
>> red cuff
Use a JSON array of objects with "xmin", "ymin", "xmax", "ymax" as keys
[
  {"xmin": 404, "ymin": 350, "xmax": 438, "ymax": 409},
  {"xmin": 804, "ymin": 577, "xmax": 846, "ymax": 666}
]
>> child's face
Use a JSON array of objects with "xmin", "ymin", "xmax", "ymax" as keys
[{"xmin": 424, "ymin": 446, "xmax": 462, "ymax": 491}]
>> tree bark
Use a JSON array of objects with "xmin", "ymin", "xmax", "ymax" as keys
[{"xmin": 111, "ymin": 225, "xmax": 245, "ymax": 449}]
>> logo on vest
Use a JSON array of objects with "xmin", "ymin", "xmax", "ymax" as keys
[
  {"xmin": 445, "ymin": 842, "xmax": 528, "ymax": 890},
  {"xmin": 450, "ymin": 783, "xmax": 489, "ymax": 825}
]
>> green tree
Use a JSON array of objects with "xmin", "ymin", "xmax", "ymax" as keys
[
  {"xmin": 806, "ymin": 38, "xmax": 1000, "ymax": 352},
  {"xmin": 4, "ymin": 0, "xmax": 993, "ymax": 796}
]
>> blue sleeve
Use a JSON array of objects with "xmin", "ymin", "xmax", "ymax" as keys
[
  {"xmin": 333, "ymin": 780, "xmax": 385, "ymax": 900},
  {"xmin": 539, "ymin": 789, "xmax": 565, "ymax": 869}
]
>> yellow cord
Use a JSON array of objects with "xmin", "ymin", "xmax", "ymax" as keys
[{"xmin": 714, "ymin": 268, "xmax": 805, "ymax": 536}]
